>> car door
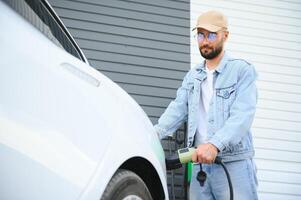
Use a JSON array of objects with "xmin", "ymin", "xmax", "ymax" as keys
[{"xmin": 0, "ymin": 1, "xmax": 113, "ymax": 199}]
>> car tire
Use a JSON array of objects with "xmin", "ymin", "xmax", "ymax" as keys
[{"xmin": 101, "ymin": 169, "xmax": 153, "ymax": 200}]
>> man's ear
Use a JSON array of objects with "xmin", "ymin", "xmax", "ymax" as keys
[{"xmin": 223, "ymin": 31, "xmax": 229, "ymax": 41}]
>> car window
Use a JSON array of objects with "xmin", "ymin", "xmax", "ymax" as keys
[{"xmin": 3, "ymin": 0, "xmax": 85, "ymax": 62}]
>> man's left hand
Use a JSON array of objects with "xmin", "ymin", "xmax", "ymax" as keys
[{"xmin": 192, "ymin": 143, "xmax": 218, "ymax": 164}]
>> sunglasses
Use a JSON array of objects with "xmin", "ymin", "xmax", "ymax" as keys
[{"xmin": 195, "ymin": 32, "xmax": 218, "ymax": 42}]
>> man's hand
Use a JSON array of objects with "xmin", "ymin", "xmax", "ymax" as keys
[{"xmin": 192, "ymin": 143, "xmax": 218, "ymax": 164}]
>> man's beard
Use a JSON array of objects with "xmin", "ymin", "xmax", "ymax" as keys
[{"xmin": 200, "ymin": 43, "xmax": 223, "ymax": 60}]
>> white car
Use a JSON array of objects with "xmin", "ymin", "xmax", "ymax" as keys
[{"xmin": 0, "ymin": 0, "xmax": 169, "ymax": 199}]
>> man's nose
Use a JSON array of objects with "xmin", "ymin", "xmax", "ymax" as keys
[{"xmin": 200, "ymin": 37, "xmax": 210, "ymax": 45}]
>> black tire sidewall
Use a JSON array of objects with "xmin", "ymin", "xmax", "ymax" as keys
[{"xmin": 101, "ymin": 169, "xmax": 153, "ymax": 200}]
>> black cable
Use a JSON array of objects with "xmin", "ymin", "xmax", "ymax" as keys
[{"xmin": 215, "ymin": 157, "xmax": 233, "ymax": 200}]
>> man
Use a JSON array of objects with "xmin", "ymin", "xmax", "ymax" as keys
[{"xmin": 154, "ymin": 10, "xmax": 258, "ymax": 199}]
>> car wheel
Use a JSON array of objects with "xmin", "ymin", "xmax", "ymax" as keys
[{"xmin": 101, "ymin": 169, "xmax": 153, "ymax": 200}]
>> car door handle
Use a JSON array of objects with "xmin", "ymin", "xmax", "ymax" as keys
[{"xmin": 60, "ymin": 63, "xmax": 100, "ymax": 87}]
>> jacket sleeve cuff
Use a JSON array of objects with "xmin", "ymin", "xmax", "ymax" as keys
[{"xmin": 208, "ymin": 137, "xmax": 226, "ymax": 152}]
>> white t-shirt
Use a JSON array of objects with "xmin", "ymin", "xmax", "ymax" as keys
[{"xmin": 194, "ymin": 67, "xmax": 215, "ymax": 146}]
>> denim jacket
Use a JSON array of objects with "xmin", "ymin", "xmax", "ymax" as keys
[{"xmin": 154, "ymin": 52, "xmax": 258, "ymax": 162}]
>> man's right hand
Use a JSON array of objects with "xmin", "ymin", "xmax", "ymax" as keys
[{"xmin": 192, "ymin": 143, "xmax": 218, "ymax": 164}]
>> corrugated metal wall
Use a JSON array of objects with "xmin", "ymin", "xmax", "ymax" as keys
[
  {"xmin": 48, "ymin": 0, "xmax": 190, "ymax": 199},
  {"xmin": 191, "ymin": 0, "xmax": 301, "ymax": 199}
]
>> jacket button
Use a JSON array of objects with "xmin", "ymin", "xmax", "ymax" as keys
[{"xmin": 223, "ymin": 91, "xmax": 230, "ymax": 98}]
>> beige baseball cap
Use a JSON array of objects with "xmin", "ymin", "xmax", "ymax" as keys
[{"xmin": 192, "ymin": 10, "xmax": 228, "ymax": 32}]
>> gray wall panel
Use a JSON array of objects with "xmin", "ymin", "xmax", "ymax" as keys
[
  {"xmin": 76, "ymin": 39, "xmax": 189, "ymax": 62},
  {"xmin": 52, "ymin": 1, "xmax": 189, "ymax": 27},
  {"xmin": 56, "ymin": 18, "xmax": 189, "ymax": 45},
  {"xmin": 99, "ymin": 71, "xmax": 182, "ymax": 89},
  {"xmin": 89, "ymin": 60, "xmax": 186, "ymax": 79},
  {"xmin": 53, "ymin": 8, "xmax": 188, "ymax": 35},
  {"xmin": 69, "ymin": 28, "xmax": 189, "ymax": 53},
  {"xmin": 49, "ymin": 0, "xmax": 190, "ymax": 199},
  {"xmin": 83, "ymin": 49, "xmax": 188, "ymax": 71}
]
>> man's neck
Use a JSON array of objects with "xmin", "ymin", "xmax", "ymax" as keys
[{"xmin": 205, "ymin": 51, "xmax": 225, "ymax": 70}]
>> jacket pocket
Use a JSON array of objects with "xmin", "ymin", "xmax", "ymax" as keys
[
  {"xmin": 215, "ymin": 83, "xmax": 237, "ymax": 124},
  {"xmin": 216, "ymin": 84, "xmax": 236, "ymax": 99}
]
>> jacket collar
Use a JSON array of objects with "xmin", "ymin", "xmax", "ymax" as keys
[
  {"xmin": 195, "ymin": 51, "xmax": 231, "ymax": 74},
  {"xmin": 215, "ymin": 52, "xmax": 230, "ymax": 74}
]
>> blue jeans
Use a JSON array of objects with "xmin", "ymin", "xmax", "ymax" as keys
[{"xmin": 190, "ymin": 159, "xmax": 258, "ymax": 200}]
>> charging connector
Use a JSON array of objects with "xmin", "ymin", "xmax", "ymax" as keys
[{"xmin": 165, "ymin": 147, "xmax": 233, "ymax": 200}]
